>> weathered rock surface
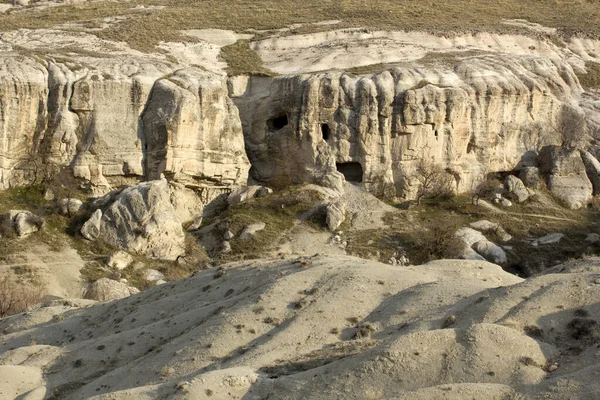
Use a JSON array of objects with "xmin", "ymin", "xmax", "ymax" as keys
[
  {"xmin": 142, "ymin": 269, "xmax": 165, "ymax": 282},
  {"xmin": 106, "ymin": 251, "xmax": 134, "ymax": 270},
  {"xmin": 472, "ymin": 240, "xmax": 507, "ymax": 264},
  {"xmin": 58, "ymin": 198, "xmax": 84, "ymax": 216},
  {"xmin": 504, "ymin": 175, "xmax": 529, "ymax": 203},
  {"xmin": 580, "ymin": 150, "xmax": 600, "ymax": 195},
  {"xmin": 1, "ymin": 210, "xmax": 44, "ymax": 237},
  {"xmin": 87, "ymin": 179, "xmax": 185, "ymax": 260},
  {"xmin": 469, "ymin": 220, "xmax": 512, "ymax": 242},
  {"xmin": 539, "ymin": 146, "xmax": 593, "ymax": 209},
  {"xmin": 227, "ymin": 185, "xmax": 272, "ymax": 207},
  {"xmin": 519, "ymin": 166, "xmax": 541, "ymax": 189},
  {"xmin": 80, "ymin": 209, "xmax": 102, "ymax": 241},
  {"xmin": 326, "ymin": 201, "xmax": 346, "ymax": 231},
  {"xmin": 532, "ymin": 233, "xmax": 565, "ymax": 246},
  {"xmin": 84, "ymin": 278, "xmax": 139, "ymax": 301},
  {"xmin": 239, "ymin": 223, "xmax": 266, "ymax": 241}
]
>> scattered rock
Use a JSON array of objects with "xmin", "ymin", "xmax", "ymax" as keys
[
  {"xmin": 228, "ymin": 186, "xmax": 272, "ymax": 207},
  {"xmin": 84, "ymin": 278, "xmax": 139, "ymax": 301},
  {"xmin": 187, "ymin": 216, "xmax": 204, "ymax": 231},
  {"xmin": 326, "ymin": 201, "xmax": 346, "ymax": 231},
  {"xmin": 2, "ymin": 210, "xmax": 45, "ymax": 238},
  {"xmin": 58, "ymin": 198, "xmax": 84, "ymax": 216},
  {"xmin": 142, "ymin": 269, "xmax": 165, "ymax": 282},
  {"xmin": 532, "ymin": 233, "xmax": 565, "ymax": 246},
  {"xmin": 500, "ymin": 198, "xmax": 513, "ymax": 208},
  {"xmin": 107, "ymin": 251, "xmax": 134, "ymax": 270},
  {"xmin": 239, "ymin": 223, "xmax": 266, "ymax": 241},
  {"xmin": 470, "ymin": 220, "xmax": 512, "ymax": 242},
  {"xmin": 455, "ymin": 228, "xmax": 487, "ymax": 247},
  {"xmin": 221, "ymin": 241, "xmax": 232, "ymax": 254},
  {"xmin": 504, "ymin": 175, "xmax": 529, "ymax": 203},
  {"xmin": 223, "ymin": 230, "xmax": 235, "ymax": 240},
  {"xmin": 155, "ymin": 279, "xmax": 167, "ymax": 286},
  {"xmin": 539, "ymin": 146, "xmax": 593, "ymax": 209},
  {"xmin": 81, "ymin": 209, "xmax": 102, "ymax": 241},
  {"xmin": 91, "ymin": 179, "xmax": 186, "ymax": 260},
  {"xmin": 472, "ymin": 240, "xmax": 507, "ymax": 264},
  {"xmin": 519, "ymin": 166, "xmax": 541, "ymax": 189},
  {"xmin": 585, "ymin": 233, "xmax": 600, "ymax": 243},
  {"xmin": 580, "ymin": 150, "xmax": 600, "ymax": 195},
  {"xmin": 460, "ymin": 246, "xmax": 487, "ymax": 261}
]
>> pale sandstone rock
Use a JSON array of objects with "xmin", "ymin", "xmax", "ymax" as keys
[
  {"xmin": 504, "ymin": 176, "xmax": 529, "ymax": 203},
  {"xmin": 539, "ymin": 146, "xmax": 593, "ymax": 209},
  {"xmin": 579, "ymin": 150, "xmax": 600, "ymax": 195},
  {"xmin": 326, "ymin": 201, "xmax": 346, "ymax": 231},
  {"xmin": 227, "ymin": 186, "xmax": 272, "ymax": 207},
  {"xmin": 2, "ymin": 210, "xmax": 45, "ymax": 237},
  {"xmin": 239, "ymin": 223, "xmax": 266, "ymax": 241},
  {"xmin": 519, "ymin": 167, "xmax": 541, "ymax": 189},
  {"xmin": 81, "ymin": 209, "xmax": 102, "ymax": 241},
  {"xmin": 455, "ymin": 227, "xmax": 487, "ymax": 247},
  {"xmin": 472, "ymin": 240, "xmax": 508, "ymax": 265},
  {"xmin": 58, "ymin": 198, "xmax": 84, "ymax": 216},
  {"xmin": 142, "ymin": 269, "xmax": 165, "ymax": 282},
  {"xmin": 532, "ymin": 233, "xmax": 565, "ymax": 246},
  {"xmin": 84, "ymin": 278, "xmax": 139, "ymax": 301},
  {"xmin": 96, "ymin": 179, "xmax": 185, "ymax": 260},
  {"xmin": 469, "ymin": 220, "xmax": 512, "ymax": 242},
  {"xmin": 106, "ymin": 251, "xmax": 134, "ymax": 270}
]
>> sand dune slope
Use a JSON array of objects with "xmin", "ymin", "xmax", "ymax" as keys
[{"xmin": 0, "ymin": 256, "xmax": 598, "ymax": 399}]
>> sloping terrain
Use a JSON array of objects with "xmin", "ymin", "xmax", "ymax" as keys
[{"xmin": 0, "ymin": 255, "xmax": 598, "ymax": 399}]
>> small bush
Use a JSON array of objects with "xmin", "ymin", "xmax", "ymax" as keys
[{"xmin": 0, "ymin": 275, "xmax": 44, "ymax": 318}]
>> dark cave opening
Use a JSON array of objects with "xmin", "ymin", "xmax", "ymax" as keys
[
  {"xmin": 321, "ymin": 124, "xmax": 331, "ymax": 141},
  {"xmin": 336, "ymin": 162, "xmax": 363, "ymax": 183},
  {"xmin": 267, "ymin": 114, "xmax": 289, "ymax": 131}
]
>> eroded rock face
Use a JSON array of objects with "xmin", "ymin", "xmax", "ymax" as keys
[
  {"xmin": 232, "ymin": 56, "xmax": 580, "ymax": 199},
  {"xmin": 539, "ymin": 146, "xmax": 593, "ymax": 209},
  {"xmin": 1, "ymin": 57, "xmax": 249, "ymax": 192},
  {"xmin": 84, "ymin": 278, "xmax": 139, "ymax": 301},
  {"xmin": 92, "ymin": 179, "xmax": 185, "ymax": 260}
]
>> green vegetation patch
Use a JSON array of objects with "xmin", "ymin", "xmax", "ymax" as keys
[
  {"xmin": 220, "ymin": 40, "xmax": 276, "ymax": 76},
  {"xmin": 577, "ymin": 62, "xmax": 600, "ymax": 90}
]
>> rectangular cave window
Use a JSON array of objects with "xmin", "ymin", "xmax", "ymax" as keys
[
  {"xmin": 267, "ymin": 113, "xmax": 289, "ymax": 131},
  {"xmin": 321, "ymin": 124, "xmax": 331, "ymax": 141},
  {"xmin": 336, "ymin": 162, "xmax": 363, "ymax": 183}
]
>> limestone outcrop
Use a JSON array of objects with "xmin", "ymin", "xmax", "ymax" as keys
[
  {"xmin": 539, "ymin": 146, "xmax": 594, "ymax": 209},
  {"xmin": 82, "ymin": 179, "xmax": 185, "ymax": 260},
  {"xmin": 0, "ymin": 48, "xmax": 249, "ymax": 192},
  {"xmin": 232, "ymin": 55, "xmax": 583, "ymax": 199}
]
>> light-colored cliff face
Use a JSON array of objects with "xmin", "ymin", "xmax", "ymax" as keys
[
  {"xmin": 233, "ymin": 54, "xmax": 583, "ymax": 198},
  {"xmin": 1, "ymin": 26, "xmax": 600, "ymax": 202},
  {"xmin": 0, "ymin": 30, "xmax": 250, "ymax": 191}
]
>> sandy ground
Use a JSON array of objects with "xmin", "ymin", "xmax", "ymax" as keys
[{"xmin": 0, "ymin": 255, "xmax": 598, "ymax": 399}]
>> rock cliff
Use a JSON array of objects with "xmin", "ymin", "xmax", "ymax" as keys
[{"xmin": 1, "ymin": 28, "xmax": 600, "ymax": 203}]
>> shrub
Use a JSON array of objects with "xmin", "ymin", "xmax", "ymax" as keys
[
  {"xmin": 413, "ymin": 160, "xmax": 455, "ymax": 205},
  {"xmin": 0, "ymin": 275, "xmax": 44, "ymax": 318}
]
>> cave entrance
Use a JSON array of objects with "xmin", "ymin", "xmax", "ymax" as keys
[
  {"xmin": 267, "ymin": 113, "xmax": 289, "ymax": 131},
  {"xmin": 321, "ymin": 124, "xmax": 330, "ymax": 141},
  {"xmin": 336, "ymin": 162, "xmax": 363, "ymax": 183}
]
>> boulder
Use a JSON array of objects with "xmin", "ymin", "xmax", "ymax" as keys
[
  {"xmin": 227, "ymin": 186, "xmax": 272, "ymax": 207},
  {"xmin": 81, "ymin": 209, "xmax": 102, "ymax": 241},
  {"xmin": 106, "ymin": 251, "xmax": 134, "ymax": 270},
  {"xmin": 84, "ymin": 278, "xmax": 140, "ymax": 301},
  {"xmin": 58, "ymin": 198, "xmax": 84, "ymax": 216},
  {"xmin": 326, "ymin": 201, "xmax": 346, "ymax": 231},
  {"xmin": 239, "ymin": 223, "xmax": 266, "ymax": 241},
  {"xmin": 89, "ymin": 179, "xmax": 185, "ymax": 260},
  {"xmin": 187, "ymin": 216, "xmax": 204, "ymax": 231},
  {"xmin": 142, "ymin": 269, "xmax": 165, "ymax": 282},
  {"xmin": 472, "ymin": 240, "xmax": 507, "ymax": 264},
  {"xmin": 539, "ymin": 146, "xmax": 593, "ymax": 209},
  {"xmin": 169, "ymin": 183, "xmax": 205, "ymax": 223},
  {"xmin": 455, "ymin": 227, "xmax": 487, "ymax": 247},
  {"xmin": 500, "ymin": 198, "xmax": 513, "ymax": 208},
  {"xmin": 2, "ymin": 210, "xmax": 45, "ymax": 237},
  {"xmin": 585, "ymin": 233, "xmax": 600, "ymax": 243},
  {"xmin": 579, "ymin": 150, "xmax": 600, "ymax": 195},
  {"xmin": 504, "ymin": 175, "xmax": 529, "ymax": 203},
  {"xmin": 469, "ymin": 220, "xmax": 512, "ymax": 242},
  {"xmin": 223, "ymin": 230, "xmax": 235, "ymax": 240},
  {"xmin": 532, "ymin": 233, "xmax": 565, "ymax": 246},
  {"xmin": 519, "ymin": 167, "xmax": 541, "ymax": 189},
  {"xmin": 221, "ymin": 241, "xmax": 232, "ymax": 253},
  {"xmin": 460, "ymin": 246, "xmax": 487, "ymax": 261}
]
